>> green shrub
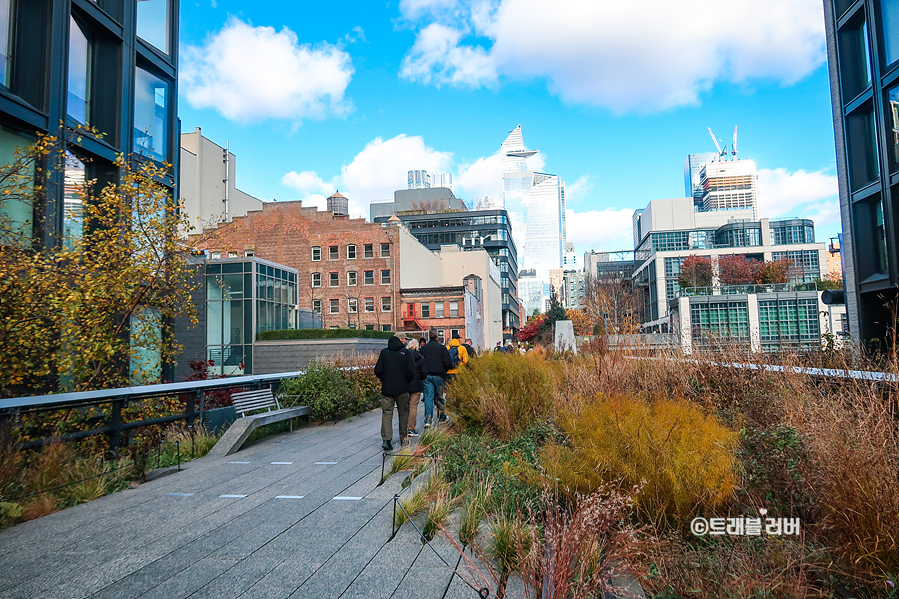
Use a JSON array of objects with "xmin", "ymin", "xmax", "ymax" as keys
[
  {"xmin": 279, "ymin": 362, "xmax": 357, "ymax": 421},
  {"xmin": 446, "ymin": 352, "xmax": 558, "ymax": 439},
  {"xmin": 258, "ymin": 328, "xmax": 393, "ymax": 341},
  {"xmin": 542, "ymin": 393, "xmax": 738, "ymax": 521}
]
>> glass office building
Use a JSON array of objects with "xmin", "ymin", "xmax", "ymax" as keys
[
  {"xmin": 0, "ymin": 0, "xmax": 180, "ymax": 383},
  {"xmin": 824, "ymin": 0, "xmax": 899, "ymax": 344},
  {"xmin": 501, "ymin": 125, "xmax": 566, "ymax": 282}
]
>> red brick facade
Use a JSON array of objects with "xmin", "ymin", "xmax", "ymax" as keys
[
  {"xmin": 400, "ymin": 288, "xmax": 467, "ymax": 343},
  {"xmin": 195, "ymin": 201, "xmax": 402, "ymax": 331}
]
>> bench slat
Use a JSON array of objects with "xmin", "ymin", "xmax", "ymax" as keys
[{"xmin": 231, "ymin": 389, "xmax": 281, "ymax": 416}]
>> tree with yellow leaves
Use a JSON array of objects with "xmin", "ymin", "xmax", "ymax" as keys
[{"xmin": 0, "ymin": 136, "xmax": 207, "ymax": 397}]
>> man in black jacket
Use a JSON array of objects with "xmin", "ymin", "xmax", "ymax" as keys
[
  {"xmin": 374, "ymin": 334, "xmax": 415, "ymax": 450},
  {"xmin": 419, "ymin": 328, "xmax": 452, "ymax": 427}
]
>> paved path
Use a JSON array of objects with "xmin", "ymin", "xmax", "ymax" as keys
[{"xmin": 0, "ymin": 409, "xmax": 480, "ymax": 599}]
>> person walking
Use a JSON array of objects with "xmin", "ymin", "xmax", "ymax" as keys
[
  {"xmin": 442, "ymin": 333, "xmax": 469, "ymax": 423},
  {"xmin": 406, "ymin": 338, "xmax": 428, "ymax": 438},
  {"xmin": 419, "ymin": 328, "xmax": 452, "ymax": 427},
  {"xmin": 463, "ymin": 337, "xmax": 477, "ymax": 358},
  {"xmin": 374, "ymin": 333, "xmax": 414, "ymax": 451}
]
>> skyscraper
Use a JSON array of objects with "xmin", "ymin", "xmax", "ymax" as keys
[
  {"xmin": 684, "ymin": 152, "xmax": 719, "ymax": 209},
  {"xmin": 501, "ymin": 125, "xmax": 565, "ymax": 282},
  {"xmin": 700, "ymin": 158, "xmax": 759, "ymax": 219},
  {"xmin": 823, "ymin": 0, "xmax": 899, "ymax": 344}
]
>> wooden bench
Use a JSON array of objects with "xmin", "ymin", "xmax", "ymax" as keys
[{"xmin": 206, "ymin": 388, "xmax": 310, "ymax": 458}]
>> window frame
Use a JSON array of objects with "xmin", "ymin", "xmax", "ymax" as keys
[
  {"xmin": 381, "ymin": 269, "xmax": 391, "ymax": 285},
  {"xmin": 364, "ymin": 297, "xmax": 375, "ymax": 312},
  {"xmin": 329, "ymin": 298, "xmax": 339, "ymax": 314},
  {"xmin": 381, "ymin": 297, "xmax": 392, "ymax": 312},
  {"xmin": 364, "ymin": 244, "xmax": 374, "ymax": 258},
  {"xmin": 329, "ymin": 272, "xmax": 339, "ymax": 287},
  {"xmin": 311, "ymin": 246, "xmax": 321, "ymax": 261},
  {"xmin": 347, "ymin": 244, "xmax": 357, "ymax": 259},
  {"xmin": 347, "ymin": 271, "xmax": 357, "ymax": 286},
  {"xmin": 380, "ymin": 242, "xmax": 390, "ymax": 258},
  {"xmin": 311, "ymin": 272, "xmax": 321, "ymax": 288},
  {"xmin": 364, "ymin": 270, "xmax": 374, "ymax": 285},
  {"xmin": 348, "ymin": 298, "xmax": 358, "ymax": 313},
  {"xmin": 329, "ymin": 245, "xmax": 339, "ymax": 260}
]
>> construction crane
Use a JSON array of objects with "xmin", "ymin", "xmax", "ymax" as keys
[
  {"xmin": 707, "ymin": 127, "xmax": 727, "ymax": 161},
  {"xmin": 732, "ymin": 125, "xmax": 738, "ymax": 160}
]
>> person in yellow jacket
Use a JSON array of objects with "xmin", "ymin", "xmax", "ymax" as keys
[
  {"xmin": 440, "ymin": 333, "xmax": 469, "ymax": 423},
  {"xmin": 446, "ymin": 332, "xmax": 469, "ymax": 379}
]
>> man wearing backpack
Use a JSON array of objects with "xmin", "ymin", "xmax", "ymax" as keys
[
  {"xmin": 420, "ymin": 328, "xmax": 452, "ymax": 427},
  {"xmin": 446, "ymin": 332, "xmax": 469, "ymax": 379}
]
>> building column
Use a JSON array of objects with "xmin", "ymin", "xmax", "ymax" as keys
[{"xmin": 747, "ymin": 294, "xmax": 761, "ymax": 353}]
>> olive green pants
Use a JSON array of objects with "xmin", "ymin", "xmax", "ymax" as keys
[{"xmin": 380, "ymin": 393, "xmax": 410, "ymax": 442}]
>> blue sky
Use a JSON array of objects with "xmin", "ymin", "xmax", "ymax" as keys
[{"xmin": 177, "ymin": 0, "xmax": 841, "ymax": 261}]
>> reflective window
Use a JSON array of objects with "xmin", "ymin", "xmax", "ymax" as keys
[
  {"xmin": 133, "ymin": 67, "xmax": 168, "ymax": 161},
  {"xmin": 881, "ymin": 0, "xmax": 899, "ymax": 67},
  {"xmin": 312, "ymin": 299, "xmax": 321, "ymax": 313},
  {"xmin": 136, "ymin": 0, "xmax": 169, "ymax": 53},
  {"xmin": 347, "ymin": 271, "xmax": 357, "ymax": 286},
  {"xmin": 846, "ymin": 105, "xmax": 879, "ymax": 190},
  {"xmin": 0, "ymin": 0, "xmax": 11, "ymax": 86},
  {"xmin": 381, "ymin": 269, "xmax": 391, "ymax": 284},
  {"xmin": 838, "ymin": 16, "xmax": 872, "ymax": 101},
  {"xmin": 348, "ymin": 298, "xmax": 357, "ymax": 313},
  {"xmin": 364, "ymin": 297, "xmax": 374, "ymax": 312},
  {"xmin": 364, "ymin": 270, "xmax": 374, "ymax": 285},
  {"xmin": 63, "ymin": 152, "xmax": 86, "ymax": 249},
  {"xmin": 853, "ymin": 195, "xmax": 889, "ymax": 278},
  {"xmin": 67, "ymin": 17, "xmax": 91, "ymax": 124},
  {"xmin": 381, "ymin": 297, "xmax": 391, "ymax": 312},
  {"xmin": 0, "ymin": 126, "xmax": 34, "ymax": 242},
  {"xmin": 888, "ymin": 84, "xmax": 899, "ymax": 170}
]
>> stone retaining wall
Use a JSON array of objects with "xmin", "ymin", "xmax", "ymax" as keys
[{"xmin": 253, "ymin": 338, "xmax": 388, "ymax": 374}]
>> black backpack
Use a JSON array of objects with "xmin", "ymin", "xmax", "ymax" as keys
[{"xmin": 448, "ymin": 345, "xmax": 461, "ymax": 369}]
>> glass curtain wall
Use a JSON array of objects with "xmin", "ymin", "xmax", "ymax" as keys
[
  {"xmin": 67, "ymin": 17, "xmax": 90, "ymax": 124},
  {"xmin": 758, "ymin": 298, "xmax": 820, "ymax": 349},
  {"xmin": 133, "ymin": 66, "xmax": 168, "ymax": 161},
  {"xmin": 136, "ymin": 0, "xmax": 169, "ymax": 54}
]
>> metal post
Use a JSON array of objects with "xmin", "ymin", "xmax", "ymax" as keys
[
  {"xmin": 176, "ymin": 440, "xmax": 181, "ymax": 472},
  {"xmin": 107, "ymin": 398, "xmax": 125, "ymax": 453},
  {"xmin": 390, "ymin": 494, "xmax": 398, "ymax": 541}
]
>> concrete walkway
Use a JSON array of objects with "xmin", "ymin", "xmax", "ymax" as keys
[{"xmin": 0, "ymin": 409, "xmax": 481, "ymax": 599}]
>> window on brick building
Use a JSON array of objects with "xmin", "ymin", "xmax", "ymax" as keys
[
  {"xmin": 347, "ymin": 244, "xmax": 356, "ymax": 259},
  {"xmin": 347, "ymin": 271, "xmax": 357, "ymax": 286},
  {"xmin": 381, "ymin": 324, "xmax": 392, "ymax": 332},
  {"xmin": 329, "ymin": 326, "xmax": 339, "ymax": 330},
  {"xmin": 421, "ymin": 303, "xmax": 430, "ymax": 318},
  {"xmin": 312, "ymin": 246, "xmax": 321, "ymax": 261},
  {"xmin": 451, "ymin": 328, "xmax": 460, "ymax": 339},
  {"xmin": 435, "ymin": 302, "xmax": 444, "ymax": 318},
  {"xmin": 365, "ymin": 324, "xmax": 375, "ymax": 330},
  {"xmin": 312, "ymin": 299, "xmax": 321, "ymax": 313},
  {"xmin": 312, "ymin": 272, "xmax": 321, "ymax": 288},
  {"xmin": 380, "ymin": 243, "xmax": 390, "ymax": 257},
  {"xmin": 329, "ymin": 272, "xmax": 339, "ymax": 287},
  {"xmin": 364, "ymin": 244, "xmax": 374, "ymax": 258},
  {"xmin": 364, "ymin": 270, "xmax": 374, "ymax": 285},
  {"xmin": 437, "ymin": 329, "xmax": 445, "ymax": 341},
  {"xmin": 211, "ymin": 251, "xmax": 221, "ymax": 259},
  {"xmin": 381, "ymin": 297, "xmax": 391, "ymax": 312},
  {"xmin": 450, "ymin": 301, "xmax": 459, "ymax": 318},
  {"xmin": 349, "ymin": 324, "xmax": 357, "ymax": 330},
  {"xmin": 364, "ymin": 297, "xmax": 374, "ymax": 312},
  {"xmin": 381, "ymin": 269, "xmax": 391, "ymax": 284},
  {"xmin": 329, "ymin": 299, "xmax": 339, "ymax": 313},
  {"xmin": 329, "ymin": 246, "xmax": 338, "ymax": 260},
  {"xmin": 348, "ymin": 298, "xmax": 357, "ymax": 313}
]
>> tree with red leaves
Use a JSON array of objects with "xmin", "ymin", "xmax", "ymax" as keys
[
  {"xmin": 718, "ymin": 254, "xmax": 761, "ymax": 285},
  {"xmin": 678, "ymin": 255, "xmax": 713, "ymax": 288}
]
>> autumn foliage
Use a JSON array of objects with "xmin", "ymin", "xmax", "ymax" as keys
[{"xmin": 0, "ymin": 136, "xmax": 207, "ymax": 397}]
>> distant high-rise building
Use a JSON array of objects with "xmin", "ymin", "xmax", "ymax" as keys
[
  {"xmin": 430, "ymin": 172, "xmax": 454, "ymax": 193},
  {"xmin": 408, "ymin": 169, "xmax": 430, "ymax": 189},
  {"xmin": 562, "ymin": 242, "xmax": 577, "ymax": 268},
  {"xmin": 700, "ymin": 159, "xmax": 759, "ymax": 218},
  {"xmin": 684, "ymin": 152, "xmax": 719, "ymax": 209},
  {"xmin": 501, "ymin": 125, "xmax": 566, "ymax": 282}
]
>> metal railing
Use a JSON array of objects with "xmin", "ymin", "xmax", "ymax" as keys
[
  {"xmin": 677, "ymin": 282, "xmax": 821, "ymax": 297},
  {"xmin": 0, "ymin": 370, "xmax": 307, "ymax": 450}
]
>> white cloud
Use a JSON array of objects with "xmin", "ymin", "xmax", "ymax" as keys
[
  {"xmin": 181, "ymin": 18, "xmax": 353, "ymax": 122},
  {"xmin": 563, "ymin": 175, "xmax": 590, "ymax": 206},
  {"xmin": 280, "ymin": 171, "xmax": 337, "ymax": 209},
  {"xmin": 456, "ymin": 152, "xmax": 502, "ymax": 203},
  {"xmin": 757, "ymin": 167, "xmax": 838, "ymax": 220},
  {"xmin": 565, "ymin": 208, "xmax": 634, "ymax": 252},
  {"xmin": 399, "ymin": 0, "xmax": 826, "ymax": 112}
]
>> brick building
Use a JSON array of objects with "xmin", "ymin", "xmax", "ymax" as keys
[{"xmin": 196, "ymin": 200, "xmax": 403, "ymax": 331}]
